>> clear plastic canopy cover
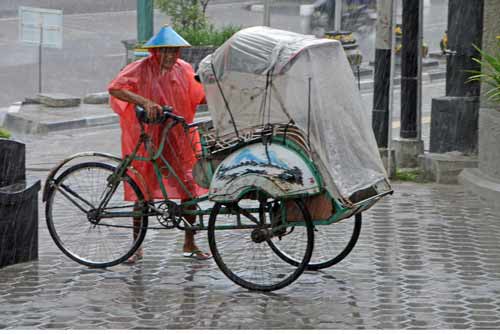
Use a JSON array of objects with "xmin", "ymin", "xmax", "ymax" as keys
[{"xmin": 198, "ymin": 26, "xmax": 388, "ymax": 200}]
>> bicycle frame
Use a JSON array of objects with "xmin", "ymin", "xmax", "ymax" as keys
[
  {"xmin": 47, "ymin": 114, "xmax": 390, "ymax": 234},
  {"xmin": 89, "ymin": 118, "xmax": 281, "ymax": 232}
]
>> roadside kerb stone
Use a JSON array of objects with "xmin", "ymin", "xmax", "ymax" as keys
[
  {"xmin": 37, "ymin": 94, "xmax": 81, "ymax": 108},
  {"xmin": 2, "ymin": 103, "xmax": 117, "ymax": 134},
  {"xmin": 7, "ymin": 102, "xmax": 22, "ymax": 114},
  {"xmin": 83, "ymin": 92, "xmax": 109, "ymax": 105},
  {"xmin": 459, "ymin": 168, "xmax": 500, "ymax": 211},
  {"xmin": 24, "ymin": 97, "xmax": 42, "ymax": 104},
  {"xmin": 393, "ymin": 138, "xmax": 424, "ymax": 168},
  {"xmin": 3, "ymin": 113, "xmax": 42, "ymax": 135},
  {"xmin": 3, "ymin": 101, "xmax": 213, "ymax": 135},
  {"xmin": 419, "ymin": 151, "xmax": 479, "ymax": 184},
  {"xmin": 84, "ymin": 114, "xmax": 119, "ymax": 127}
]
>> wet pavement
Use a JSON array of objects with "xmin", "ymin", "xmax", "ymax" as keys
[{"xmin": 1, "ymin": 125, "xmax": 500, "ymax": 329}]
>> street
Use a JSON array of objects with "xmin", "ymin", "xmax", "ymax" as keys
[{"xmin": 0, "ymin": 0, "xmax": 448, "ymax": 109}]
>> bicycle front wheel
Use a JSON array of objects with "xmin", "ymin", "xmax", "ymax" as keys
[{"xmin": 45, "ymin": 162, "xmax": 148, "ymax": 268}]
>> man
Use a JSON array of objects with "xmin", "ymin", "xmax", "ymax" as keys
[{"xmin": 108, "ymin": 26, "xmax": 211, "ymax": 262}]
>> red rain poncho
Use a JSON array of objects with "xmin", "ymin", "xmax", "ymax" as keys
[{"xmin": 108, "ymin": 51, "xmax": 207, "ymax": 201}]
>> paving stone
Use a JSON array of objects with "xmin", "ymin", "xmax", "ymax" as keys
[
  {"xmin": 2, "ymin": 148, "xmax": 500, "ymax": 331},
  {"xmin": 37, "ymin": 93, "xmax": 81, "ymax": 108},
  {"xmin": 82, "ymin": 92, "xmax": 109, "ymax": 104}
]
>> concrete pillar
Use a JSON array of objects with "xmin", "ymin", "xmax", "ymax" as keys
[
  {"xmin": 429, "ymin": 96, "xmax": 478, "ymax": 154},
  {"xmin": 478, "ymin": 0, "xmax": 499, "ymax": 107},
  {"xmin": 459, "ymin": 0, "xmax": 500, "ymax": 209},
  {"xmin": 428, "ymin": 0, "xmax": 483, "ymax": 154},
  {"xmin": 423, "ymin": 0, "xmax": 484, "ymax": 183},
  {"xmin": 445, "ymin": 0, "xmax": 484, "ymax": 97}
]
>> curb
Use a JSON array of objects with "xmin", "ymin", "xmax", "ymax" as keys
[
  {"xmin": 3, "ymin": 102, "xmax": 213, "ymax": 135},
  {"xmin": 42, "ymin": 114, "xmax": 120, "ymax": 132},
  {"xmin": 2, "ymin": 102, "xmax": 119, "ymax": 135},
  {"xmin": 7, "ymin": 101, "xmax": 22, "ymax": 114},
  {"xmin": 2, "ymin": 65, "xmax": 445, "ymax": 133},
  {"xmin": 458, "ymin": 168, "xmax": 500, "ymax": 211}
]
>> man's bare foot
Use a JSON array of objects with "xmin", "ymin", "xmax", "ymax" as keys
[
  {"xmin": 126, "ymin": 247, "xmax": 144, "ymax": 264},
  {"xmin": 182, "ymin": 247, "xmax": 212, "ymax": 260}
]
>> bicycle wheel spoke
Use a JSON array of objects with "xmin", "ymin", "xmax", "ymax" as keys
[
  {"xmin": 46, "ymin": 162, "xmax": 148, "ymax": 267},
  {"xmin": 56, "ymin": 183, "xmax": 93, "ymax": 213},
  {"xmin": 208, "ymin": 196, "xmax": 314, "ymax": 291},
  {"xmin": 269, "ymin": 213, "xmax": 361, "ymax": 269},
  {"xmin": 232, "ymin": 205, "xmax": 260, "ymax": 225}
]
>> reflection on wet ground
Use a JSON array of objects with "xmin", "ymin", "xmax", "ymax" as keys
[{"xmin": 1, "ymin": 182, "xmax": 500, "ymax": 329}]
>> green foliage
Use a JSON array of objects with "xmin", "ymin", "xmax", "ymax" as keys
[
  {"xmin": 155, "ymin": 0, "xmax": 209, "ymax": 30},
  {"xmin": 155, "ymin": 0, "xmax": 240, "ymax": 46},
  {"xmin": 176, "ymin": 25, "xmax": 241, "ymax": 47},
  {"xmin": 0, "ymin": 127, "xmax": 11, "ymax": 139},
  {"xmin": 393, "ymin": 169, "xmax": 427, "ymax": 183},
  {"xmin": 467, "ymin": 39, "xmax": 500, "ymax": 104}
]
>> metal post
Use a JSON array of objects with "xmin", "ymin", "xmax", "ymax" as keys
[
  {"xmin": 137, "ymin": 0, "xmax": 154, "ymax": 43},
  {"xmin": 416, "ymin": 0, "xmax": 423, "ymax": 140},
  {"xmin": 334, "ymin": 0, "xmax": 342, "ymax": 31},
  {"xmin": 400, "ymin": 0, "xmax": 419, "ymax": 139},
  {"xmin": 372, "ymin": 0, "xmax": 394, "ymax": 148},
  {"xmin": 263, "ymin": 0, "xmax": 271, "ymax": 26},
  {"xmin": 387, "ymin": 0, "xmax": 397, "ymax": 176},
  {"xmin": 38, "ymin": 20, "xmax": 43, "ymax": 93}
]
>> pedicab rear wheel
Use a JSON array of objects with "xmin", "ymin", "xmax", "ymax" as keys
[
  {"xmin": 268, "ymin": 212, "xmax": 362, "ymax": 270},
  {"xmin": 207, "ymin": 195, "xmax": 314, "ymax": 291}
]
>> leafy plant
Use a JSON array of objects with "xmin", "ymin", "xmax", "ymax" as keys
[
  {"xmin": 393, "ymin": 169, "xmax": 427, "ymax": 183},
  {"xmin": 467, "ymin": 37, "xmax": 500, "ymax": 104},
  {"xmin": 0, "ymin": 127, "xmax": 11, "ymax": 139},
  {"xmin": 155, "ymin": 0, "xmax": 209, "ymax": 30},
  {"xmin": 176, "ymin": 24, "xmax": 240, "ymax": 47},
  {"xmin": 155, "ymin": 0, "xmax": 240, "ymax": 47}
]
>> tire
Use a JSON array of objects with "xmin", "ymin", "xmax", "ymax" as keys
[
  {"xmin": 269, "ymin": 212, "xmax": 362, "ymax": 270},
  {"xmin": 207, "ymin": 195, "xmax": 314, "ymax": 292},
  {"xmin": 45, "ymin": 162, "xmax": 148, "ymax": 268}
]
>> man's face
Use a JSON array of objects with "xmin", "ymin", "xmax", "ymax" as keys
[{"xmin": 158, "ymin": 47, "xmax": 181, "ymax": 71}]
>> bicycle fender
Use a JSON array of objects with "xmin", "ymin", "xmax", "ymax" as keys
[
  {"xmin": 209, "ymin": 142, "xmax": 321, "ymax": 202},
  {"xmin": 42, "ymin": 152, "xmax": 151, "ymax": 202}
]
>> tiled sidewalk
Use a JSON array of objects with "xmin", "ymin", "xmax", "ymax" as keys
[
  {"xmin": 1, "ymin": 125, "xmax": 499, "ymax": 329},
  {"xmin": 1, "ymin": 180, "xmax": 500, "ymax": 329}
]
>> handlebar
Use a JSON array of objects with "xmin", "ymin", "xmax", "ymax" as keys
[{"xmin": 135, "ymin": 105, "xmax": 186, "ymax": 125}]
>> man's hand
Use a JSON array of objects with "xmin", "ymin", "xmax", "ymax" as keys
[
  {"xmin": 143, "ymin": 100, "xmax": 162, "ymax": 121},
  {"xmin": 109, "ymin": 88, "xmax": 162, "ymax": 122}
]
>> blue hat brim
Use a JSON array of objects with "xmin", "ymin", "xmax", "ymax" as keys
[{"xmin": 143, "ymin": 26, "xmax": 191, "ymax": 48}]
